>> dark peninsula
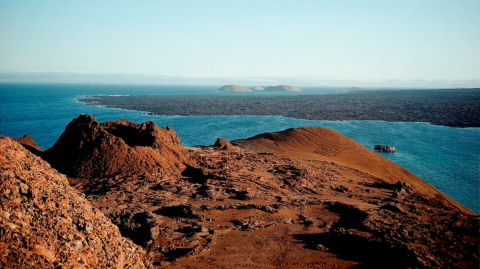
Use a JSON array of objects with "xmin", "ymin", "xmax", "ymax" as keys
[{"xmin": 78, "ymin": 89, "xmax": 480, "ymax": 127}]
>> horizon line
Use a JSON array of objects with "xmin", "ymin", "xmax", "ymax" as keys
[{"xmin": 1, "ymin": 71, "xmax": 480, "ymax": 88}]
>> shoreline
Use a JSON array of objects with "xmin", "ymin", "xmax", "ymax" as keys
[{"xmin": 78, "ymin": 89, "xmax": 480, "ymax": 128}]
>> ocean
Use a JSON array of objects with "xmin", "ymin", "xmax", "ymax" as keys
[{"xmin": 1, "ymin": 83, "xmax": 479, "ymax": 213}]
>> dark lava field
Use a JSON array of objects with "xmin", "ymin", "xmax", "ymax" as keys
[{"xmin": 79, "ymin": 89, "xmax": 480, "ymax": 128}]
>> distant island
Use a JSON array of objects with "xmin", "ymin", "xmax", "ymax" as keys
[
  {"xmin": 218, "ymin": 85, "xmax": 252, "ymax": 92},
  {"xmin": 219, "ymin": 84, "xmax": 302, "ymax": 92},
  {"xmin": 255, "ymin": 85, "xmax": 302, "ymax": 92}
]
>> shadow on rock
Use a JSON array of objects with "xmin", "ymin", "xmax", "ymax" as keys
[
  {"xmin": 108, "ymin": 211, "xmax": 153, "ymax": 247},
  {"xmin": 293, "ymin": 232, "xmax": 421, "ymax": 269},
  {"xmin": 162, "ymin": 248, "xmax": 195, "ymax": 262},
  {"xmin": 181, "ymin": 165, "xmax": 207, "ymax": 184},
  {"xmin": 153, "ymin": 205, "xmax": 199, "ymax": 219},
  {"xmin": 326, "ymin": 202, "xmax": 369, "ymax": 230}
]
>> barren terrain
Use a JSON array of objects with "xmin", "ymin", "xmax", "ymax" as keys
[{"xmin": 2, "ymin": 115, "xmax": 478, "ymax": 268}]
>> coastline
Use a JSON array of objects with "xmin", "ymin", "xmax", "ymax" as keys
[
  {"xmin": 4, "ymin": 121, "xmax": 478, "ymax": 267},
  {"xmin": 78, "ymin": 89, "xmax": 480, "ymax": 128},
  {"xmin": 1, "ymin": 83, "xmax": 478, "ymax": 213}
]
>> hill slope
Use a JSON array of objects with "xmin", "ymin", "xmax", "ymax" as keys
[
  {"xmin": 232, "ymin": 126, "xmax": 473, "ymax": 214},
  {"xmin": 0, "ymin": 136, "xmax": 149, "ymax": 268}
]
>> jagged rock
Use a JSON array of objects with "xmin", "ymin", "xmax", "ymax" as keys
[
  {"xmin": 374, "ymin": 144, "xmax": 396, "ymax": 153},
  {"xmin": 213, "ymin": 138, "xmax": 238, "ymax": 151},
  {"xmin": 0, "ymin": 136, "xmax": 149, "ymax": 268},
  {"xmin": 13, "ymin": 134, "xmax": 44, "ymax": 156},
  {"xmin": 42, "ymin": 114, "xmax": 187, "ymax": 180}
]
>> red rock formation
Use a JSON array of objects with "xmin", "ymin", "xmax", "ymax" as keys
[
  {"xmin": 213, "ymin": 137, "xmax": 239, "ymax": 151},
  {"xmin": 43, "ymin": 114, "xmax": 187, "ymax": 180},
  {"xmin": 0, "ymin": 136, "xmax": 149, "ymax": 268},
  {"xmin": 13, "ymin": 134, "xmax": 44, "ymax": 156}
]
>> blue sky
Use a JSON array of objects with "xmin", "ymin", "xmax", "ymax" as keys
[{"xmin": 1, "ymin": 0, "xmax": 479, "ymax": 86}]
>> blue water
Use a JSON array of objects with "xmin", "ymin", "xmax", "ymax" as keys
[{"xmin": 1, "ymin": 83, "xmax": 479, "ymax": 213}]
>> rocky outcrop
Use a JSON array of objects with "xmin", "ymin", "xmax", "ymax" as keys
[
  {"xmin": 213, "ymin": 138, "xmax": 238, "ymax": 151},
  {"xmin": 263, "ymin": 85, "xmax": 301, "ymax": 91},
  {"xmin": 13, "ymin": 134, "xmax": 44, "ymax": 156},
  {"xmin": 0, "ymin": 136, "xmax": 149, "ymax": 268},
  {"xmin": 374, "ymin": 144, "xmax": 396, "ymax": 153},
  {"xmin": 218, "ymin": 85, "xmax": 252, "ymax": 92},
  {"xmin": 42, "ymin": 114, "xmax": 187, "ymax": 180}
]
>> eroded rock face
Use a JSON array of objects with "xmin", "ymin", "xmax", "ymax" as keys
[
  {"xmin": 0, "ymin": 136, "xmax": 149, "ymax": 268},
  {"xmin": 42, "ymin": 114, "xmax": 187, "ymax": 180}
]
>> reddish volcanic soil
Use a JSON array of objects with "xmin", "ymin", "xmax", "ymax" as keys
[
  {"xmin": 42, "ymin": 114, "xmax": 187, "ymax": 186},
  {"xmin": 3, "ymin": 115, "xmax": 479, "ymax": 268},
  {"xmin": 13, "ymin": 134, "xmax": 44, "ymax": 156},
  {"xmin": 232, "ymin": 127, "xmax": 473, "ymax": 213},
  {"xmin": 0, "ymin": 136, "xmax": 149, "ymax": 268}
]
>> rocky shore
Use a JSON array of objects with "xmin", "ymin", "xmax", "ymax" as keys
[
  {"xmin": 1, "ymin": 115, "xmax": 478, "ymax": 268},
  {"xmin": 78, "ymin": 89, "xmax": 480, "ymax": 127}
]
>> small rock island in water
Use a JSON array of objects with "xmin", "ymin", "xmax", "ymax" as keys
[
  {"xmin": 219, "ymin": 84, "xmax": 302, "ymax": 92},
  {"xmin": 253, "ymin": 85, "xmax": 302, "ymax": 92},
  {"xmin": 218, "ymin": 84, "xmax": 252, "ymax": 92},
  {"xmin": 374, "ymin": 144, "xmax": 397, "ymax": 153}
]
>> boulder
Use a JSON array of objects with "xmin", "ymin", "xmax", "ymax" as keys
[
  {"xmin": 213, "ymin": 138, "xmax": 239, "ymax": 151},
  {"xmin": 374, "ymin": 145, "xmax": 396, "ymax": 153}
]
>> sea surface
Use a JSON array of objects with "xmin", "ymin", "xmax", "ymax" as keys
[{"xmin": 1, "ymin": 83, "xmax": 479, "ymax": 213}]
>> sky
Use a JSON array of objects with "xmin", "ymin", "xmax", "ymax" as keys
[{"xmin": 1, "ymin": 0, "xmax": 479, "ymax": 87}]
